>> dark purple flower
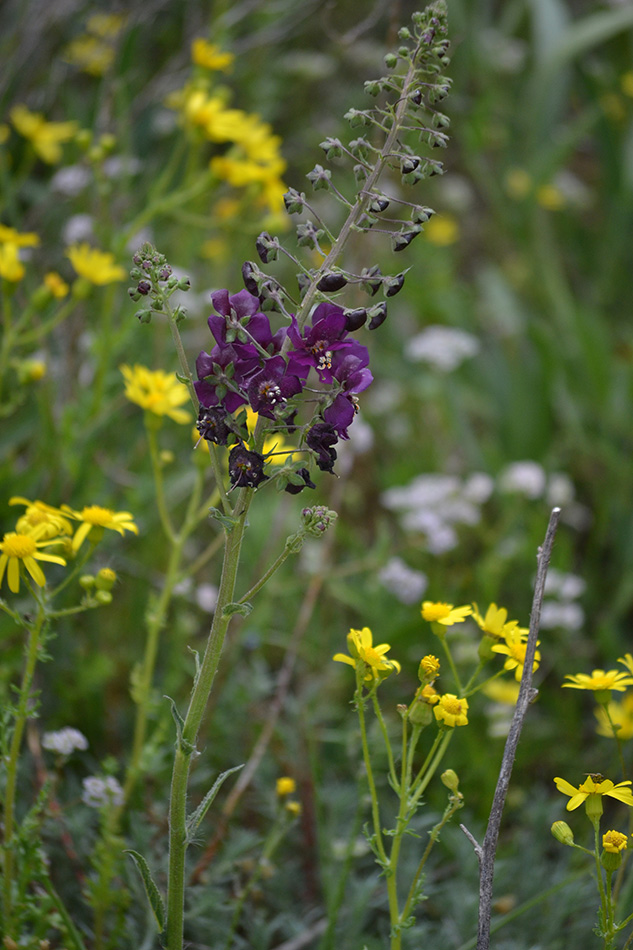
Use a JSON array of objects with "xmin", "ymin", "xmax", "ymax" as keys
[
  {"xmin": 228, "ymin": 445, "xmax": 269, "ymax": 488},
  {"xmin": 246, "ymin": 356, "xmax": 303, "ymax": 420},
  {"xmin": 306, "ymin": 422, "xmax": 338, "ymax": 474},
  {"xmin": 323, "ymin": 348, "xmax": 373, "ymax": 438},
  {"xmin": 207, "ymin": 289, "xmax": 275, "ymax": 350},
  {"xmin": 284, "ymin": 468, "xmax": 316, "ymax": 494},
  {"xmin": 196, "ymin": 406, "xmax": 234, "ymax": 445},
  {"xmin": 195, "ymin": 344, "xmax": 255, "ymax": 413},
  {"xmin": 287, "ymin": 302, "xmax": 351, "ymax": 383}
]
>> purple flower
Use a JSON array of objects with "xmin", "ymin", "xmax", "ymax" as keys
[
  {"xmin": 196, "ymin": 406, "xmax": 234, "ymax": 445},
  {"xmin": 194, "ymin": 344, "xmax": 254, "ymax": 413},
  {"xmin": 306, "ymin": 422, "xmax": 338, "ymax": 473},
  {"xmin": 207, "ymin": 289, "xmax": 276, "ymax": 351},
  {"xmin": 323, "ymin": 348, "xmax": 373, "ymax": 438},
  {"xmin": 246, "ymin": 356, "xmax": 303, "ymax": 420},
  {"xmin": 284, "ymin": 468, "xmax": 316, "ymax": 495},
  {"xmin": 228, "ymin": 445, "xmax": 269, "ymax": 488},
  {"xmin": 287, "ymin": 303, "xmax": 351, "ymax": 383}
]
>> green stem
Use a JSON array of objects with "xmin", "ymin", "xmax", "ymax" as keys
[
  {"xmin": 409, "ymin": 730, "xmax": 453, "ymax": 811},
  {"xmin": 439, "ymin": 635, "xmax": 463, "ymax": 694},
  {"xmin": 146, "ymin": 420, "xmax": 176, "ymax": 542},
  {"xmin": 236, "ymin": 533, "xmax": 301, "ymax": 605},
  {"xmin": 371, "ymin": 693, "xmax": 399, "ymax": 792},
  {"xmin": 166, "ymin": 488, "xmax": 252, "ymax": 950},
  {"xmin": 355, "ymin": 676, "xmax": 388, "ymax": 869},
  {"xmin": 2, "ymin": 601, "xmax": 46, "ymax": 931}
]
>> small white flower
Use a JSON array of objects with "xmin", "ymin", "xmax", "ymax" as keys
[
  {"xmin": 543, "ymin": 569, "xmax": 586, "ymax": 601},
  {"xmin": 51, "ymin": 164, "xmax": 91, "ymax": 196},
  {"xmin": 546, "ymin": 472, "xmax": 575, "ymax": 507},
  {"xmin": 102, "ymin": 156, "xmax": 141, "ymax": 179},
  {"xmin": 195, "ymin": 583, "xmax": 218, "ymax": 613},
  {"xmin": 539, "ymin": 601, "xmax": 584, "ymax": 631},
  {"xmin": 82, "ymin": 776, "xmax": 124, "ymax": 808},
  {"xmin": 378, "ymin": 557, "xmax": 428, "ymax": 604},
  {"xmin": 62, "ymin": 213, "xmax": 95, "ymax": 245},
  {"xmin": 42, "ymin": 727, "xmax": 88, "ymax": 756},
  {"xmin": 405, "ymin": 326, "xmax": 479, "ymax": 372},
  {"xmin": 498, "ymin": 461, "xmax": 546, "ymax": 499},
  {"xmin": 462, "ymin": 472, "xmax": 494, "ymax": 504}
]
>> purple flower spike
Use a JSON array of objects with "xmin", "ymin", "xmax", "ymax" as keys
[{"xmin": 246, "ymin": 356, "xmax": 303, "ymax": 420}]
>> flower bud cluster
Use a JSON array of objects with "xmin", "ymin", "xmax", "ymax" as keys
[{"xmin": 128, "ymin": 242, "xmax": 190, "ymax": 324}]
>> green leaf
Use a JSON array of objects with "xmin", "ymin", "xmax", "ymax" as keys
[
  {"xmin": 124, "ymin": 850, "xmax": 165, "ymax": 933},
  {"xmin": 208, "ymin": 507, "xmax": 239, "ymax": 533},
  {"xmin": 165, "ymin": 695, "xmax": 195, "ymax": 755},
  {"xmin": 186, "ymin": 764, "xmax": 244, "ymax": 841},
  {"xmin": 222, "ymin": 602, "xmax": 253, "ymax": 618}
]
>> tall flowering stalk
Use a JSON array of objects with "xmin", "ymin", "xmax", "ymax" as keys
[{"xmin": 123, "ymin": 5, "xmax": 455, "ymax": 946}]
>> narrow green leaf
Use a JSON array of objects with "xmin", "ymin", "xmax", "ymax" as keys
[
  {"xmin": 124, "ymin": 850, "xmax": 165, "ymax": 933},
  {"xmin": 222, "ymin": 602, "xmax": 253, "ymax": 618},
  {"xmin": 186, "ymin": 764, "xmax": 244, "ymax": 840}
]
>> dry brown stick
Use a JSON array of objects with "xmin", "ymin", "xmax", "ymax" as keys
[{"xmin": 460, "ymin": 507, "xmax": 561, "ymax": 950}]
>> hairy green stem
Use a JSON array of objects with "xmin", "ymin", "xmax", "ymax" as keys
[{"xmin": 2, "ymin": 601, "xmax": 46, "ymax": 931}]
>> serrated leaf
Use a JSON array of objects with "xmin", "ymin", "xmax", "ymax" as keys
[
  {"xmin": 124, "ymin": 850, "xmax": 165, "ymax": 933},
  {"xmin": 186, "ymin": 764, "xmax": 244, "ymax": 840}
]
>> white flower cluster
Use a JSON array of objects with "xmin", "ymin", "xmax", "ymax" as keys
[
  {"xmin": 381, "ymin": 473, "xmax": 494, "ymax": 554},
  {"xmin": 82, "ymin": 776, "xmax": 124, "ymax": 808},
  {"xmin": 378, "ymin": 557, "xmax": 428, "ymax": 604},
  {"xmin": 405, "ymin": 325, "xmax": 480, "ymax": 372},
  {"xmin": 41, "ymin": 727, "xmax": 88, "ymax": 756},
  {"xmin": 540, "ymin": 568, "xmax": 585, "ymax": 631}
]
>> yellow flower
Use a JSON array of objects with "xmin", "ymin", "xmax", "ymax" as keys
[
  {"xmin": 86, "ymin": 13, "xmax": 126, "ymax": 38},
  {"xmin": 0, "ymin": 527, "xmax": 67, "ymax": 593},
  {"xmin": 276, "ymin": 777, "xmax": 296, "ymax": 797},
  {"xmin": 419, "ymin": 654, "xmax": 440, "ymax": 679},
  {"xmin": 554, "ymin": 775, "xmax": 633, "ymax": 811},
  {"xmin": 595, "ymin": 694, "xmax": 633, "ymax": 740},
  {"xmin": 333, "ymin": 626, "xmax": 401, "ymax": 682},
  {"xmin": 603, "ymin": 830, "xmax": 628, "ymax": 854},
  {"xmin": 421, "ymin": 601, "xmax": 472, "ymax": 626},
  {"xmin": 423, "ymin": 214, "xmax": 459, "ymax": 246},
  {"xmin": 433, "ymin": 693, "xmax": 469, "ymax": 728},
  {"xmin": 0, "ymin": 225, "xmax": 40, "ymax": 248},
  {"xmin": 621, "ymin": 72, "xmax": 633, "ymax": 98},
  {"xmin": 61, "ymin": 505, "xmax": 138, "ymax": 552},
  {"xmin": 191, "ymin": 39, "xmax": 234, "ymax": 72},
  {"xmin": 64, "ymin": 36, "xmax": 115, "ymax": 76},
  {"xmin": 240, "ymin": 407, "xmax": 297, "ymax": 463},
  {"xmin": 492, "ymin": 628, "xmax": 540, "ymax": 681},
  {"xmin": 504, "ymin": 168, "xmax": 532, "ymax": 200},
  {"xmin": 285, "ymin": 800, "xmax": 302, "ymax": 817},
  {"xmin": 536, "ymin": 184, "xmax": 565, "ymax": 211},
  {"xmin": 9, "ymin": 497, "xmax": 73, "ymax": 540},
  {"xmin": 619, "ymin": 654, "xmax": 633, "ymax": 676},
  {"xmin": 10, "ymin": 105, "xmax": 78, "ymax": 164},
  {"xmin": 44, "ymin": 272, "xmax": 69, "ymax": 299},
  {"xmin": 66, "ymin": 243, "xmax": 126, "ymax": 285},
  {"xmin": 0, "ymin": 125, "xmax": 9, "ymax": 144},
  {"xmin": 0, "ymin": 243, "xmax": 25, "ymax": 282},
  {"xmin": 562, "ymin": 670, "xmax": 633, "ymax": 693},
  {"xmin": 482, "ymin": 679, "xmax": 520, "ymax": 705},
  {"xmin": 120, "ymin": 364, "xmax": 192, "ymax": 425},
  {"xmin": 472, "ymin": 603, "xmax": 524, "ymax": 640}
]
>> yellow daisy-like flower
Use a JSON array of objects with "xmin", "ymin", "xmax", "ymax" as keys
[
  {"xmin": 0, "ymin": 527, "xmax": 67, "ymax": 593},
  {"xmin": 482, "ymin": 679, "xmax": 520, "ymax": 705},
  {"xmin": 421, "ymin": 601, "xmax": 472, "ymax": 626},
  {"xmin": 562, "ymin": 670, "xmax": 633, "ymax": 693},
  {"xmin": 64, "ymin": 36, "xmax": 116, "ymax": 76},
  {"xmin": 419, "ymin": 654, "xmax": 440, "ymax": 679},
  {"xmin": 536, "ymin": 183, "xmax": 565, "ymax": 211},
  {"xmin": 241, "ymin": 407, "xmax": 297, "ymax": 464},
  {"xmin": 603, "ymin": 830, "xmax": 628, "ymax": 854},
  {"xmin": 44, "ymin": 271, "xmax": 70, "ymax": 299},
  {"xmin": 0, "ymin": 225, "xmax": 40, "ymax": 248},
  {"xmin": 276, "ymin": 777, "xmax": 296, "ymax": 797},
  {"xmin": 472, "ymin": 603, "xmax": 524, "ymax": 640},
  {"xmin": 433, "ymin": 693, "xmax": 469, "ymax": 728},
  {"xmin": 10, "ymin": 105, "xmax": 78, "ymax": 164},
  {"xmin": 285, "ymin": 800, "xmax": 302, "ymax": 817},
  {"xmin": 61, "ymin": 504, "xmax": 138, "ymax": 552},
  {"xmin": 554, "ymin": 775, "xmax": 633, "ymax": 812},
  {"xmin": 0, "ymin": 243, "xmax": 25, "ymax": 282},
  {"xmin": 9, "ymin": 497, "xmax": 73, "ymax": 540},
  {"xmin": 423, "ymin": 214, "xmax": 459, "ymax": 247},
  {"xmin": 619, "ymin": 654, "xmax": 633, "ymax": 676},
  {"xmin": 595, "ymin": 694, "xmax": 633, "ymax": 740},
  {"xmin": 120, "ymin": 364, "xmax": 192, "ymax": 425},
  {"xmin": 191, "ymin": 38, "xmax": 234, "ymax": 72},
  {"xmin": 492, "ymin": 627, "xmax": 540, "ymax": 681},
  {"xmin": 333, "ymin": 626, "xmax": 401, "ymax": 682},
  {"xmin": 66, "ymin": 243, "xmax": 126, "ymax": 285}
]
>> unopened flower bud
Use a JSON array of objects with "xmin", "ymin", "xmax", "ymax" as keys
[
  {"xmin": 95, "ymin": 568, "xmax": 117, "ymax": 592},
  {"xmin": 551, "ymin": 821, "xmax": 574, "ymax": 846},
  {"xmin": 79, "ymin": 574, "xmax": 95, "ymax": 590},
  {"xmin": 137, "ymin": 280, "xmax": 151, "ymax": 295},
  {"xmin": 441, "ymin": 769, "xmax": 459, "ymax": 792},
  {"xmin": 95, "ymin": 590, "xmax": 113, "ymax": 605},
  {"xmin": 317, "ymin": 272, "xmax": 347, "ymax": 292}
]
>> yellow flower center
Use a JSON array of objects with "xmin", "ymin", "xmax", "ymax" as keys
[
  {"xmin": 363, "ymin": 646, "xmax": 384, "ymax": 666},
  {"xmin": 423, "ymin": 603, "xmax": 451, "ymax": 622},
  {"xmin": 441, "ymin": 696, "xmax": 463, "ymax": 715},
  {"xmin": 420, "ymin": 654, "xmax": 440, "ymax": 676},
  {"xmin": 81, "ymin": 505, "xmax": 114, "ymax": 525},
  {"xmin": 1, "ymin": 532, "xmax": 37, "ymax": 558}
]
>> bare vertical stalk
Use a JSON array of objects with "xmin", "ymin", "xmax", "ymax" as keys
[{"xmin": 461, "ymin": 507, "xmax": 561, "ymax": 950}]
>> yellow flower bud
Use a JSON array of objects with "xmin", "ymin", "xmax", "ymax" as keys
[
  {"xmin": 441, "ymin": 769, "xmax": 459, "ymax": 792},
  {"xmin": 551, "ymin": 821, "xmax": 574, "ymax": 846}
]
